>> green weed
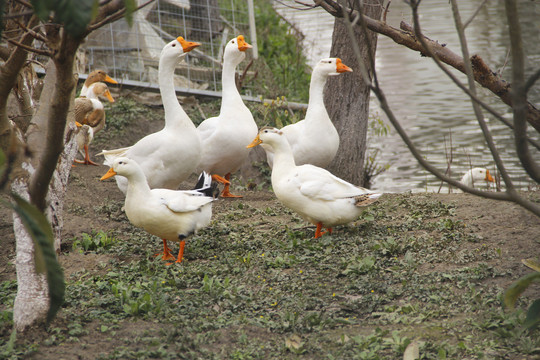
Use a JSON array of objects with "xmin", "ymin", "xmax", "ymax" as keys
[{"xmin": 72, "ymin": 231, "xmax": 117, "ymax": 253}]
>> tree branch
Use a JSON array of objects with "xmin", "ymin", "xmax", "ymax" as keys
[
  {"xmin": 13, "ymin": 0, "xmax": 32, "ymax": 8},
  {"xmin": 525, "ymin": 68, "xmax": 540, "ymax": 94},
  {"xmin": 317, "ymin": 0, "xmax": 540, "ymax": 134},
  {"xmin": 87, "ymin": 0, "xmax": 155, "ymax": 33},
  {"xmin": 5, "ymin": 38, "xmax": 51, "ymax": 56},
  {"xmin": 0, "ymin": 15, "xmax": 39, "ymax": 144},
  {"xmin": 447, "ymin": 0, "xmax": 515, "ymax": 191},
  {"xmin": 28, "ymin": 37, "xmax": 79, "ymax": 212},
  {"xmin": 463, "ymin": 0, "xmax": 489, "ymax": 29},
  {"xmin": 504, "ymin": 0, "xmax": 540, "ymax": 183},
  {"xmin": 13, "ymin": 18, "xmax": 48, "ymax": 43},
  {"xmin": 338, "ymin": 0, "xmax": 540, "ymax": 217}
]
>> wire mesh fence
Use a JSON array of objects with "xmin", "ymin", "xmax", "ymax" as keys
[{"xmin": 77, "ymin": 0, "xmax": 256, "ymax": 96}]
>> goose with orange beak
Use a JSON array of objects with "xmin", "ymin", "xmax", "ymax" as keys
[
  {"xmin": 460, "ymin": 168, "xmax": 496, "ymax": 188},
  {"xmin": 262, "ymin": 57, "xmax": 353, "ymax": 169},
  {"xmin": 248, "ymin": 127, "xmax": 382, "ymax": 239},
  {"xmin": 195, "ymin": 35, "xmax": 258, "ymax": 198},
  {"xmin": 101, "ymin": 157, "xmax": 217, "ymax": 265},
  {"xmin": 99, "ymin": 36, "xmax": 202, "ymax": 199}
]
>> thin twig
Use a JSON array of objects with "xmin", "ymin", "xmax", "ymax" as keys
[
  {"xmin": 3, "ymin": 10, "xmax": 35, "ymax": 19},
  {"xmin": 318, "ymin": 0, "xmax": 540, "ymax": 137},
  {"xmin": 447, "ymin": 0, "xmax": 514, "ymax": 191},
  {"xmin": 5, "ymin": 38, "xmax": 51, "ymax": 56},
  {"xmin": 438, "ymin": 131, "xmax": 453, "ymax": 194},
  {"xmin": 463, "ymin": 0, "xmax": 488, "ymax": 29},
  {"xmin": 14, "ymin": 18, "xmax": 48, "ymax": 43},
  {"xmin": 272, "ymin": 0, "xmax": 316, "ymax": 10},
  {"xmin": 383, "ymin": 0, "xmax": 391, "ymax": 23},
  {"xmin": 340, "ymin": 0, "xmax": 540, "ymax": 216},
  {"xmin": 88, "ymin": 0, "xmax": 155, "ymax": 32},
  {"xmin": 525, "ymin": 68, "xmax": 540, "ymax": 93},
  {"xmin": 13, "ymin": 0, "xmax": 32, "ymax": 8}
]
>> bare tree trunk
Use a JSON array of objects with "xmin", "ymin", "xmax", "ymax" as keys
[
  {"xmin": 12, "ymin": 180, "xmax": 50, "ymax": 331},
  {"xmin": 4, "ymin": 0, "xmax": 127, "ymax": 332},
  {"xmin": 324, "ymin": 0, "xmax": 383, "ymax": 185},
  {"xmin": 12, "ymin": 61, "xmax": 78, "ymax": 331}
]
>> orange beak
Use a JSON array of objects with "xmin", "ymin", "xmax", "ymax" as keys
[
  {"xmin": 247, "ymin": 134, "xmax": 262, "ymax": 148},
  {"xmin": 104, "ymin": 89, "xmax": 115, "ymax": 103},
  {"xmin": 100, "ymin": 168, "xmax": 117, "ymax": 181},
  {"xmin": 336, "ymin": 58, "xmax": 353, "ymax": 73},
  {"xmin": 177, "ymin": 37, "xmax": 201, "ymax": 53},
  {"xmin": 75, "ymin": 121, "xmax": 83, "ymax": 128},
  {"xmin": 485, "ymin": 169, "xmax": 495, "ymax": 183},
  {"xmin": 104, "ymin": 75, "xmax": 118, "ymax": 84},
  {"xmin": 237, "ymin": 35, "xmax": 252, "ymax": 52}
]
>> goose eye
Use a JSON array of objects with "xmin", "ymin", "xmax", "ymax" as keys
[{"xmin": 172, "ymin": 43, "xmax": 176, "ymax": 47}]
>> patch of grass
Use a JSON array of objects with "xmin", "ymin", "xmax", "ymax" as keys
[
  {"xmin": 1, "ymin": 193, "xmax": 539, "ymax": 359},
  {"xmin": 104, "ymin": 97, "xmax": 153, "ymax": 131},
  {"xmin": 72, "ymin": 231, "xmax": 117, "ymax": 253},
  {"xmin": 252, "ymin": 0, "xmax": 311, "ymax": 102}
]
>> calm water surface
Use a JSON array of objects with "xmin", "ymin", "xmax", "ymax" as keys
[{"xmin": 274, "ymin": 0, "xmax": 540, "ymax": 193}]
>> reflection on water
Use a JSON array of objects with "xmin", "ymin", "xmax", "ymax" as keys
[{"xmin": 274, "ymin": 0, "xmax": 540, "ymax": 193}]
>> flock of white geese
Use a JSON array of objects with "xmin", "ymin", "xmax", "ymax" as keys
[{"xmin": 74, "ymin": 35, "xmax": 495, "ymax": 265}]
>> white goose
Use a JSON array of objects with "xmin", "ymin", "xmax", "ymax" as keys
[
  {"xmin": 460, "ymin": 167, "xmax": 495, "ymax": 188},
  {"xmin": 262, "ymin": 58, "xmax": 353, "ymax": 168},
  {"xmin": 100, "ymin": 37, "xmax": 201, "ymax": 194},
  {"xmin": 101, "ymin": 157, "xmax": 217, "ymax": 264},
  {"xmin": 80, "ymin": 69, "xmax": 117, "ymax": 97},
  {"xmin": 74, "ymin": 82, "xmax": 115, "ymax": 165},
  {"xmin": 248, "ymin": 127, "xmax": 382, "ymax": 238},
  {"xmin": 196, "ymin": 35, "xmax": 258, "ymax": 198}
]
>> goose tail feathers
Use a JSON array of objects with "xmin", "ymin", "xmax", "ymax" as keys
[
  {"xmin": 98, "ymin": 147, "xmax": 131, "ymax": 166},
  {"xmin": 193, "ymin": 171, "xmax": 220, "ymax": 199},
  {"xmin": 354, "ymin": 192, "xmax": 382, "ymax": 207}
]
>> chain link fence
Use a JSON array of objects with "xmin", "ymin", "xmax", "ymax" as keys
[{"xmin": 77, "ymin": 0, "xmax": 257, "ymax": 97}]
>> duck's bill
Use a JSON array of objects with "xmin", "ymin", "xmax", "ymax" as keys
[
  {"xmin": 247, "ymin": 135, "xmax": 262, "ymax": 148},
  {"xmin": 485, "ymin": 169, "xmax": 495, "ymax": 182},
  {"xmin": 177, "ymin": 37, "xmax": 201, "ymax": 53},
  {"xmin": 105, "ymin": 75, "xmax": 118, "ymax": 84},
  {"xmin": 336, "ymin": 58, "xmax": 353, "ymax": 73},
  {"xmin": 100, "ymin": 168, "xmax": 117, "ymax": 181},
  {"xmin": 237, "ymin": 35, "xmax": 253, "ymax": 52},
  {"xmin": 105, "ymin": 90, "xmax": 115, "ymax": 103}
]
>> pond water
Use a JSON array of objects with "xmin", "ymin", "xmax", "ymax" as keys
[{"xmin": 274, "ymin": 0, "xmax": 540, "ymax": 193}]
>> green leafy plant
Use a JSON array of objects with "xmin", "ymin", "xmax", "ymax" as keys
[
  {"xmin": 364, "ymin": 112, "xmax": 391, "ymax": 187},
  {"xmin": 252, "ymin": 0, "xmax": 311, "ymax": 102},
  {"xmin": 253, "ymin": 96, "xmax": 305, "ymax": 129},
  {"xmin": 72, "ymin": 231, "xmax": 116, "ymax": 252},
  {"xmin": 504, "ymin": 259, "xmax": 540, "ymax": 330}
]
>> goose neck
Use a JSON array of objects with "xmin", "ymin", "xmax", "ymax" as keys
[
  {"xmin": 159, "ymin": 55, "xmax": 189, "ymax": 124},
  {"xmin": 460, "ymin": 172, "xmax": 473, "ymax": 187},
  {"xmin": 269, "ymin": 139, "xmax": 296, "ymax": 175},
  {"xmin": 220, "ymin": 56, "xmax": 243, "ymax": 107},
  {"xmin": 306, "ymin": 71, "xmax": 328, "ymax": 116},
  {"xmin": 125, "ymin": 172, "xmax": 152, "ymax": 198}
]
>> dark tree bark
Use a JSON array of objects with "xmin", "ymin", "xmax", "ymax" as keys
[
  {"xmin": 1, "ymin": 0, "xmax": 130, "ymax": 331},
  {"xmin": 324, "ymin": 0, "xmax": 383, "ymax": 185}
]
